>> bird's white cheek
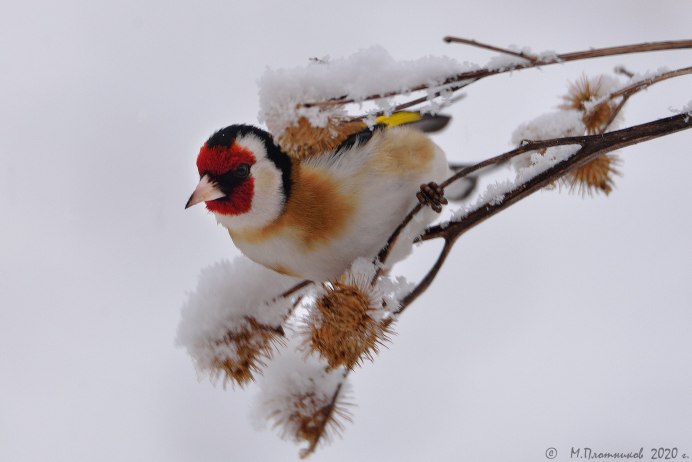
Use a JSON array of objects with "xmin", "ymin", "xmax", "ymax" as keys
[
  {"xmin": 253, "ymin": 163, "xmax": 284, "ymax": 218},
  {"xmin": 215, "ymin": 161, "xmax": 285, "ymax": 231}
]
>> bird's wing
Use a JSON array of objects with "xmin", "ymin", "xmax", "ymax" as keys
[
  {"xmin": 277, "ymin": 117, "xmax": 367, "ymax": 161},
  {"xmin": 276, "ymin": 112, "xmax": 451, "ymax": 161}
]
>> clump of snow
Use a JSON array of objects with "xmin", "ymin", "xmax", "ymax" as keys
[
  {"xmin": 378, "ymin": 273, "xmax": 415, "ymax": 311},
  {"xmin": 451, "ymin": 109, "xmax": 585, "ymax": 222},
  {"xmin": 176, "ymin": 257, "xmax": 302, "ymax": 370},
  {"xmin": 630, "ymin": 66, "xmax": 673, "ymax": 85},
  {"xmin": 511, "ymin": 110, "xmax": 585, "ymax": 145},
  {"xmin": 683, "ymin": 99, "xmax": 692, "ymax": 114},
  {"xmin": 673, "ymin": 99, "xmax": 692, "ymax": 120},
  {"xmin": 486, "ymin": 54, "xmax": 530, "ymax": 70},
  {"xmin": 485, "ymin": 45, "xmax": 535, "ymax": 70},
  {"xmin": 258, "ymin": 46, "xmax": 476, "ymax": 136},
  {"xmin": 451, "ymin": 178, "xmax": 514, "ymax": 221},
  {"xmin": 451, "ymin": 143, "xmax": 581, "ymax": 222},
  {"xmin": 537, "ymin": 49, "xmax": 560, "ymax": 63},
  {"xmin": 510, "ymin": 110, "xmax": 585, "ymax": 171},
  {"xmin": 484, "ymin": 47, "xmax": 559, "ymax": 70},
  {"xmin": 516, "ymin": 145, "xmax": 581, "ymax": 182}
]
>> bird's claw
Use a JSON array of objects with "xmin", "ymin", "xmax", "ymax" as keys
[{"xmin": 416, "ymin": 182, "xmax": 448, "ymax": 213}]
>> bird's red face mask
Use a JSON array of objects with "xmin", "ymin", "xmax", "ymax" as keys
[{"xmin": 186, "ymin": 143, "xmax": 256, "ymax": 215}]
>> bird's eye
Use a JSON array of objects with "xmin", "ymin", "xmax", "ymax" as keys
[{"xmin": 236, "ymin": 163, "xmax": 251, "ymax": 179}]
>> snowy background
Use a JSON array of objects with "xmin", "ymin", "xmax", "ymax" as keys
[{"xmin": 1, "ymin": 1, "xmax": 691, "ymax": 461}]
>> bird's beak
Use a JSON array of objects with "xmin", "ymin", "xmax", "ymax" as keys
[{"xmin": 185, "ymin": 174, "xmax": 226, "ymax": 209}]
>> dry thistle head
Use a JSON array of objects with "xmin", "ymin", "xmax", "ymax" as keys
[
  {"xmin": 307, "ymin": 279, "xmax": 392, "ymax": 370},
  {"xmin": 562, "ymin": 74, "xmax": 619, "ymax": 135},
  {"xmin": 560, "ymin": 74, "xmax": 623, "ymax": 194},
  {"xmin": 210, "ymin": 319, "xmax": 283, "ymax": 386},
  {"xmin": 256, "ymin": 347, "xmax": 353, "ymax": 458},
  {"xmin": 564, "ymin": 154, "xmax": 621, "ymax": 195},
  {"xmin": 277, "ymin": 116, "xmax": 367, "ymax": 160},
  {"xmin": 277, "ymin": 384, "xmax": 352, "ymax": 458}
]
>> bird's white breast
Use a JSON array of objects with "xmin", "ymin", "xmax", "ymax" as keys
[{"xmin": 226, "ymin": 127, "xmax": 450, "ymax": 281}]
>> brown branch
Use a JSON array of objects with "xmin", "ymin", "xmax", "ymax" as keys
[
  {"xmin": 396, "ymin": 237, "xmax": 456, "ymax": 313},
  {"xmin": 347, "ymin": 86, "xmax": 467, "ymax": 123},
  {"xmin": 557, "ymin": 41, "xmax": 692, "ymax": 61},
  {"xmin": 422, "ymin": 113, "xmax": 691, "ymax": 244},
  {"xmin": 372, "ymin": 203, "xmax": 423, "ymax": 282},
  {"xmin": 300, "ymin": 380, "xmax": 348, "ymax": 458},
  {"xmin": 385, "ymin": 113, "xmax": 690, "ymax": 315},
  {"xmin": 617, "ymin": 66, "xmax": 692, "ymax": 95},
  {"xmin": 278, "ymin": 280, "xmax": 312, "ymax": 299},
  {"xmin": 589, "ymin": 66, "xmax": 692, "ymax": 119},
  {"xmin": 372, "ymin": 135, "xmax": 603, "ymax": 281},
  {"xmin": 614, "ymin": 66, "xmax": 635, "ymax": 78},
  {"xmin": 443, "ymin": 36, "xmax": 540, "ymax": 63},
  {"xmin": 602, "ymin": 94, "xmax": 630, "ymax": 131},
  {"xmin": 301, "ymin": 39, "xmax": 692, "ymax": 109}
]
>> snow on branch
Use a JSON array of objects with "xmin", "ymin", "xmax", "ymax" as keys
[{"xmin": 298, "ymin": 39, "xmax": 692, "ymax": 110}]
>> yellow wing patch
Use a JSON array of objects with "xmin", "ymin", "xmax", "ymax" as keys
[{"xmin": 375, "ymin": 111, "xmax": 422, "ymax": 127}]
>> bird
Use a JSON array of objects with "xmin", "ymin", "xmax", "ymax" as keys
[{"xmin": 185, "ymin": 114, "xmax": 457, "ymax": 282}]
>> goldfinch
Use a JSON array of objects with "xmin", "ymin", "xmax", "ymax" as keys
[{"xmin": 186, "ymin": 116, "xmax": 453, "ymax": 281}]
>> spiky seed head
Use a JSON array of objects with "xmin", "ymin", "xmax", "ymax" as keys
[
  {"xmin": 209, "ymin": 319, "xmax": 283, "ymax": 387},
  {"xmin": 564, "ymin": 154, "xmax": 621, "ymax": 195},
  {"xmin": 559, "ymin": 74, "xmax": 623, "ymax": 194},
  {"xmin": 562, "ymin": 74, "xmax": 619, "ymax": 135},
  {"xmin": 307, "ymin": 279, "xmax": 391, "ymax": 370},
  {"xmin": 265, "ymin": 381, "xmax": 352, "ymax": 458}
]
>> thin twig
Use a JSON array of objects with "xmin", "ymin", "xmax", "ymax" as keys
[
  {"xmin": 301, "ymin": 39, "xmax": 692, "ymax": 109},
  {"xmin": 389, "ymin": 113, "xmax": 691, "ymax": 315},
  {"xmin": 443, "ymin": 36, "xmax": 539, "ymax": 63},
  {"xmin": 589, "ymin": 66, "xmax": 692, "ymax": 118},
  {"xmin": 557, "ymin": 41, "xmax": 692, "ymax": 61},
  {"xmin": 300, "ymin": 381, "xmax": 347, "ymax": 458},
  {"xmin": 372, "ymin": 134, "xmax": 612, "ymax": 282},
  {"xmin": 614, "ymin": 66, "xmax": 635, "ymax": 78},
  {"xmin": 278, "ymin": 280, "xmax": 312, "ymax": 299},
  {"xmin": 347, "ymin": 85, "xmax": 469, "ymax": 123},
  {"xmin": 421, "ymin": 113, "xmax": 691, "ymax": 243},
  {"xmin": 372, "ymin": 203, "xmax": 423, "ymax": 283},
  {"xmin": 396, "ymin": 237, "xmax": 456, "ymax": 313},
  {"xmin": 602, "ymin": 94, "xmax": 630, "ymax": 131},
  {"xmin": 269, "ymin": 280, "xmax": 312, "ymax": 327}
]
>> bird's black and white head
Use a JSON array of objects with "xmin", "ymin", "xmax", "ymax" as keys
[{"xmin": 186, "ymin": 125, "xmax": 292, "ymax": 229}]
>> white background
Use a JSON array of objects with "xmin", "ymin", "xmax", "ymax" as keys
[{"xmin": 1, "ymin": 1, "xmax": 691, "ymax": 461}]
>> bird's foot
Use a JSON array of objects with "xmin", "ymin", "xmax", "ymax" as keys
[{"xmin": 416, "ymin": 182, "xmax": 448, "ymax": 213}]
